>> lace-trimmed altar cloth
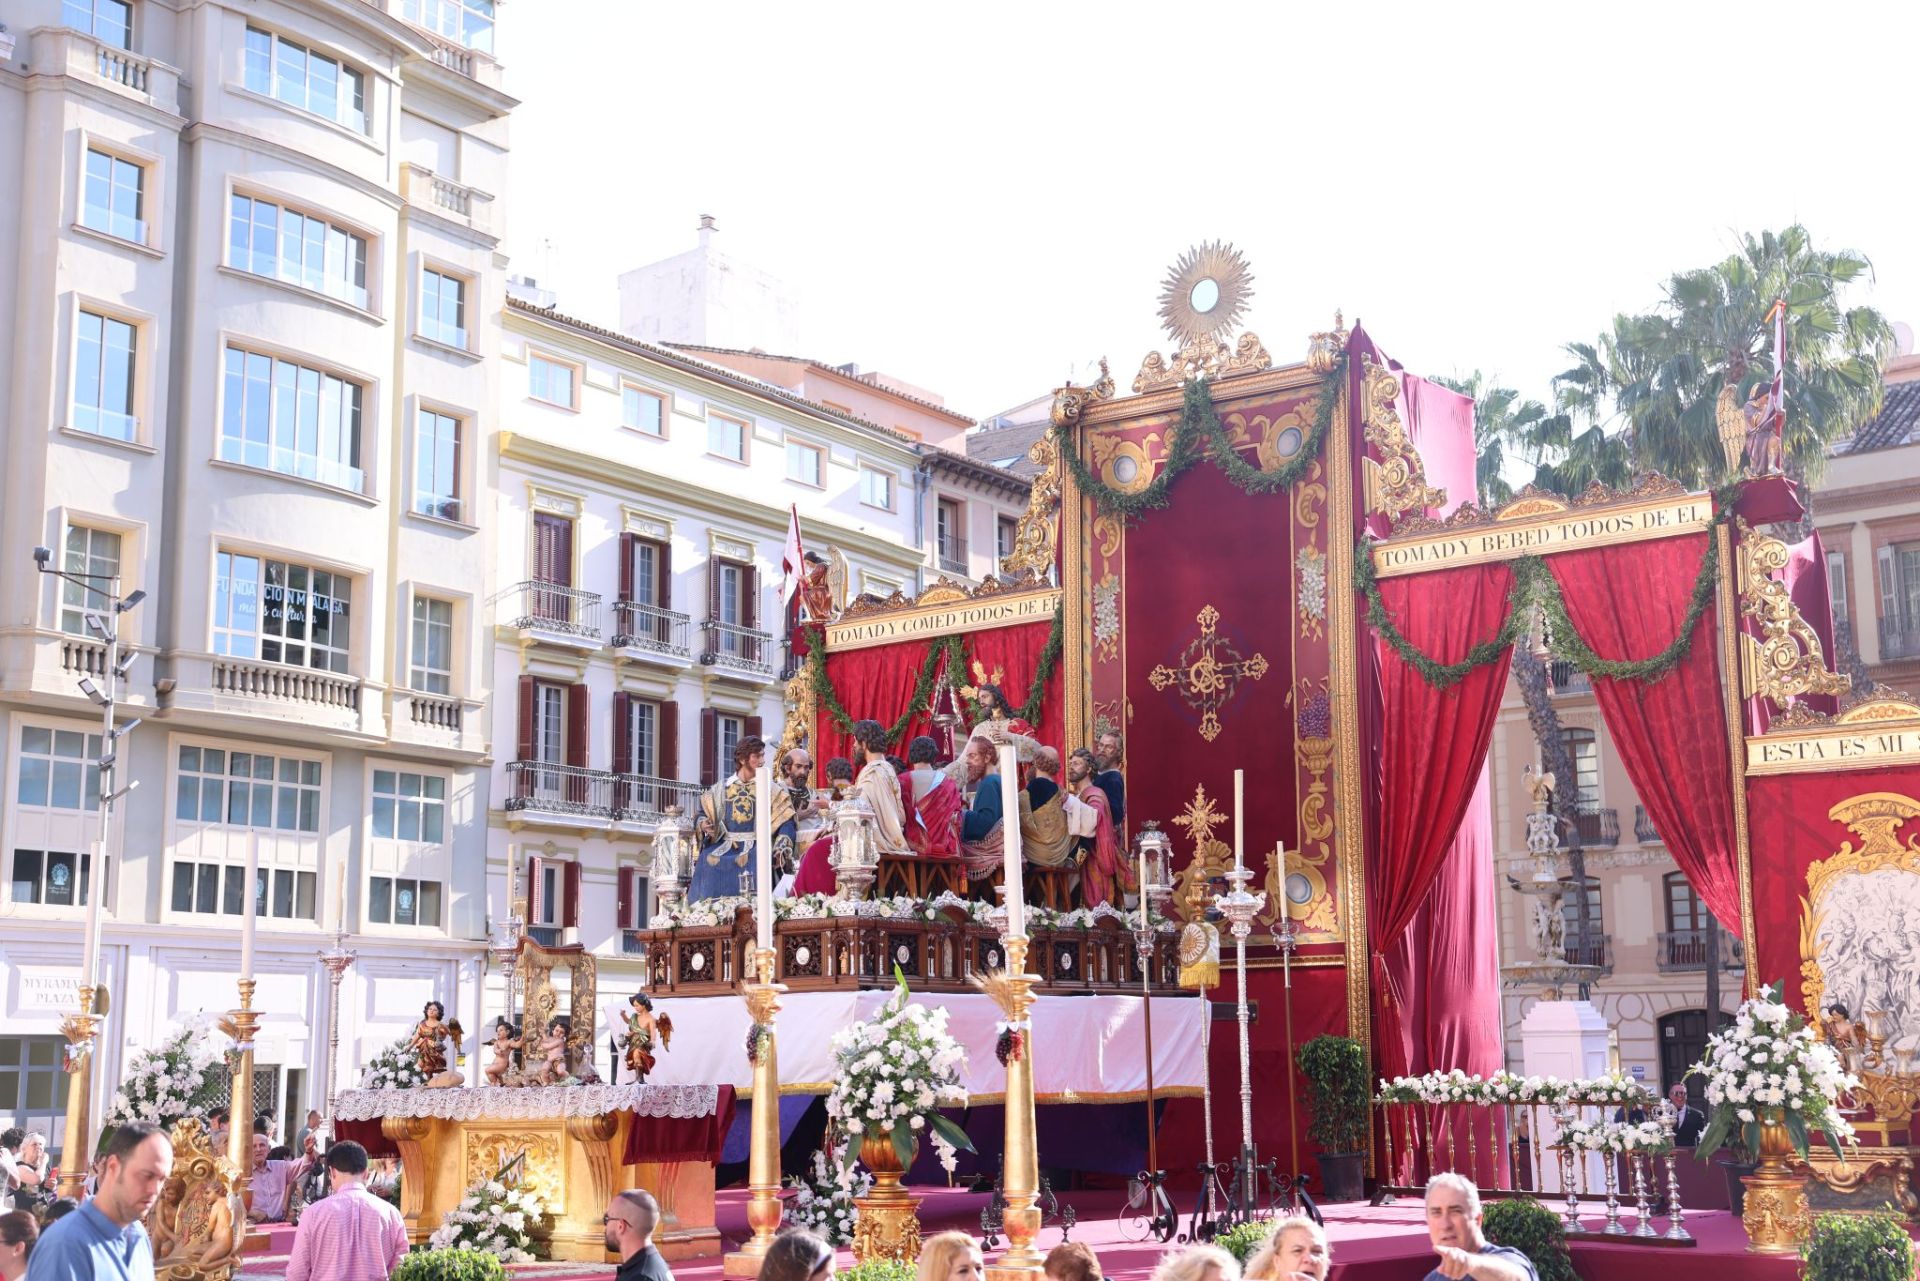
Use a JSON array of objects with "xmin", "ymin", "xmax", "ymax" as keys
[{"xmin": 333, "ymin": 1082, "xmax": 719, "ymax": 1122}]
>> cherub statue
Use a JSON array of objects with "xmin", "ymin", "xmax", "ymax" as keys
[
  {"xmin": 484, "ymin": 1018, "xmax": 523, "ymax": 1087},
  {"xmin": 1522, "ymin": 764, "xmax": 1555, "ymax": 811},
  {"xmin": 535, "ymin": 1015, "xmax": 573, "ymax": 1085},
  {"xmin": 410, "ymin": 1000, "xmax": 466, "ymax": 1087},
  {"xmin": 620, "ymin": 994, "xmax": 674, "ymax": 1084}
]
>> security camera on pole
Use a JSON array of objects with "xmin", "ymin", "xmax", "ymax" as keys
[{"xmin": 31, "ymin": 544, "xmax": 148, "ymax": 1195}]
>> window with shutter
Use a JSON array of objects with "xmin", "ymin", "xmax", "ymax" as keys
[
  {"xmin": 563, "ymin": 859, "xmax": 581, "ymax": 927},
  {"xmin": 612, "ymin": 692, "xmax": 632, "ymax": 776},
  {"xmin": 1826, "ymin": 549, "xmax": 1849, "ymax": 630},
  {"xmin": 516, "ymin": 674, "xmax": 536, "ymax": 761},
  {"xmin": 618, "ymin": 532, "xmax": 636, "ymax": 602},
  {"xmin": 699, "ymin": 708, "xmax": 718, "ymax": 787},
  {"xmin": 617, "ymin": 866, "xmax": 634, "ymax": 931},
  {"xmin": 661, "ymin": 702, "xmax": 681, "ymax": 780}
]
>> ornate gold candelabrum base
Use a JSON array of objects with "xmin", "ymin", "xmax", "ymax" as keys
[
  {"xmin": 56, "ymin": 983, "xmax": 99, "ymax": 1199},
  {"xmin": 723, "ymin": 949, "xmax": 786, "ymax": 1279},
  {"xmin": 220, "ymin": 979, "xmax": 261, "ymax": 1211},
  {"xmin": 853, "ymin": 1133, "xmax": 923, "ymax": 1264},
  {"xmin": 976, "ymin": 935, "xmax": 1042, "ymax": 1280},
  {"xmin": 1740, "ymin": 1113, "xmax": 1811, "ymax": 1254}
]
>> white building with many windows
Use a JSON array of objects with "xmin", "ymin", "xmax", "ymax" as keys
[
  {"xmin": 0, "ymin": 0, "xmax": 513, "ymax": 1147},
  {"xmin": 487, "ymin": 301, "xmax": 930, "ymax": 1012}
]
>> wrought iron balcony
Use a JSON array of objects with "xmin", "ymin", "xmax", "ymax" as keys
[
  {"xmin": 622, "ymin": 929, "xmax": 650, "ymax": 957},
  {"xmin": 1566, "ymin": 807, "xmax": 1619, "ymax": 850},
  {"xmin": 1880, "ymin": 612, "xmax": 1920, "ymax": 661},
  {"xmin": 614, "ymin": 774, "xmax": 701, "ymax": 824},
  {"xmin": 503, "ymin": 581, "xmax": 602, "ymax": 643},
  {"xmin": 937, "ymin": 536, "xmax": 969, "ymax": 576},
  {"xmin": 1561, "ymin": 930, "xmax": 1613, "ymax": 974},
  {"xmin": 1548, "ymin": 660, "xmax": 1592, "ymax": 696},
  {"xmin": 1634, "ymin": 805, "xmax": 1661, "ymax": 845},
  {"xmin": 700, "ymin": 620, "xmax": 774, "ymax": 679},
  {"xmin": 1656, "ymin": 928, "xmax": 1746, "ymax": 973},
  {"xmin": 504, "ymin": 761, "xmax": 613, "ymax": 818},
  {"xmin": 611, "ymin": 601, "xmax": 693, "ymax": 658}
]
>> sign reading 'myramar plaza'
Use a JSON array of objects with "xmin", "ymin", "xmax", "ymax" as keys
[
  {"xmin": 825, "ymin": 587, "xmax": 1061, "ymax": 652},
  {"xmin": 1369, "ymin": 492, "xmax": 1714, "ymax": 578}
]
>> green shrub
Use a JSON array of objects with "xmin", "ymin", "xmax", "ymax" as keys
[
  {"xmin": 1481, "ymin": 1198, "xmax": 1575, "ymax": 1281},
  {"xmin": 842, "ymin": 1259, "xmax": 917, "ymax": 1281},
  {"xmin": 391, "ymin": 1247, "xmax": 509, "ymax": 1281},
  {"xmin": 1297, "ymin": 1035, "xmax": 1369, "ymax": 1154},
  {"xmin": 1803, "ymin": 1211, "xmax": 1914, "ymax": 1281},
  {"xmin": 1215, "ymin": 1217, "xmax": 1276, "ymax": 1265}
]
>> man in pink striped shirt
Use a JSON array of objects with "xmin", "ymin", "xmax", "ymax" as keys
[{"xmin": 285, "ymin": 1141, "xmax": 409, "ymax": 1281}]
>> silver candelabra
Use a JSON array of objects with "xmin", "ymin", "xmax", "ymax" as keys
[
  {"xmin": 317, "ymin": 928, "xmax": 358, "ymax": 1118},
  {"xmin": 1215, "ymin": 864, "xmax": 1266, "ymax": 1221}
]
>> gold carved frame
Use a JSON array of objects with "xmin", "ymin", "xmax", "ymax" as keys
[{"xmin": 520, "ymin": 936, "xmax": 599, "ymax": 1067}]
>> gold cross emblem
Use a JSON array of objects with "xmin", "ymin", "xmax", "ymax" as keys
[{"xmin": 1149, "ymin": 605, "xmax": 1269, "ymax": 742}]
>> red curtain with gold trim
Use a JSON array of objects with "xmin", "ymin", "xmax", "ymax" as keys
[
  {"xmin": 1369, "ymin": 562, "xmax": 1515, "ymax": 1083},
  {"xmin": 1546, "ymin": 534, "xmax": 1745, "ymax": 935}
]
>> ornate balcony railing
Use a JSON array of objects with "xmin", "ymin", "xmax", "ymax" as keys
[
  {"xmin": 1634, "ymin": 805, "xmax": 1661, "ymax": 845},
  {"xmin": 1656, "ymin": 928, "xmax": 1746, "ymax": 973},
  {"xmin": 399, "ymin": 163, "xmax": 495, "ymax": 234},
  {"xmin": 61, "ymin": 637, "xmax": 108, "ymax": 678},
  {"xmin": 504, "ymin": 761, "xmax": 612, "ymax": 818},
  {"xmin": 1880, "ymin": 611, "xmax": 1920, "ymax": 661},
  {"xmin": 611, "ymin": 601, "xmax": 692, "ymax": 658},
  {"xmin": 937, "ymin": 536, "xmax": 968, "ymax": 576},
  {"xmin": 527, "ymin": 925, "xmax": 562, "ymax": 947},
  {"xmin": 212, "ymin": 658, "xmax": 360, "ymax": 713},
  {"xmin": 504, "ymin": 581, "xmax": 602, "ymax": 641},
  {"xmin": 614, "ymin": 774, "xmax": 701, "ymax": 824},
  {"xmin": 1566, "ymin": 807, "xmax": 1619, "ymax": 850},
  {"xmin": 1562, "ymin": 931, "xmax": 1613, "ymax": 974},
  {"xmin": 407, "ymin": 692, "xmax": 464, "ymax": 733},
  {"xmin": 701, "ymin": 621, "xmax": 774, "ymax": 678},
  {"xmin": 1548, "ymin": 660, "xmax": 1592, "ymax": 696},
  {"xmin": 622, "ymin": 929, "xmax": 650, "ymax": 957}
]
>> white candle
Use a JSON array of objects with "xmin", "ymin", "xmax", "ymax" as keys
[
  {"xmin": 80, "ymin": 840, "xmax": 103, "ymax": 987},
  {"xmin": 332, "ymin": 859, "xmax": 346, "ymax": 933},
  {"xmin": 240, "ymin": 842, "xmax": 260, "ymax": 979},
  {"xmin": 755, "ymin": 763, "xmax": 773, "ymax": 952},
  {"xmin": 1233, "ymin": 769, "xmax": 1245, "ymax": 873},
  {"xmin": 998, "ymin": 744, "xmax": 1023, "ymax": 937}
]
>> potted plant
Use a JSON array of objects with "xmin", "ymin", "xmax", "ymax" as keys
[
  {"xmin": 1802, "ymin": 1210, "xmax": 1914, "ymax": 1281},
  {"xmin": 1688, "ymin": 983, "xmax": 1855, "ymax": 1254},
  {"xmin": 1481, "ymin": 1198, "xmax": 1576, "ymax": 1281},
  {"xmin": 1297, "ymin": 1035, "xmax": 1369, "ymax": 1201},
  {"xmin": 826, "ymin": 971, "xmax": 975, "ymax": 1262},
  {"xmin": 392, "ymin": 1249, "xmax": 508, "ymax": 1281}
]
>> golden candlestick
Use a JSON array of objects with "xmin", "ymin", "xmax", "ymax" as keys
[
  {"xmin": 976, "ymin": 934, "xmax": 1043, "ymax": 1280},
  {"xmin": 723, "ymin": 948, "xmax": 785, "ymax": 1279},
  {"xmin": 220, "ymin": 978, "xmax": 261, "ymax": 1204},
  {"xmin": 55, "ymin": 983, "xmax": 100, "ymax": 1198}
]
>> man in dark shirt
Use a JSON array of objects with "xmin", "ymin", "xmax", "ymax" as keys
[
  {"xmin": 1092, "ymin": 731, "xmax": 1125, "ymax": 830},
  {"xmin": 1667, "ymin": 1083, "xmax": 1707, "ymax": 1146},
  {"xmin": 605, "ymin": 1188, "xmax": 672, "ymax": 1281},
  {"xmin": 1423, "ymin": 1172, "xmax": 1537, "ymax": 1281}
]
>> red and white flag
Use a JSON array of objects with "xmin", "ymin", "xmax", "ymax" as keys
[
  {"xmin": 781, "ymin": 505, "xmax": 806, "ymax": 608},
  {"xmin": 1766, "ymin": 297, "xmax": 1787, "ymax": 433}
]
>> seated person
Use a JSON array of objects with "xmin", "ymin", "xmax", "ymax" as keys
[
  {"xmin": 792, "ymin": 757, "xmax": 856, "ymax": 895},
  {"xmin": 958, "ymin": 736, "xmax": 1007, "ymax": 882},
  {"xmin": 851, "ymin": 719, "xmax": 910, "ymax": 856},
  {"xmin": 904, "ymin": 736, "xmax": 962, "ymax": 861},
  {"xmin": 1020, "ymin": 748, "xmax": 1076, "ymax": 870},
  {"xmin": 1068, "ymin": 747, "xmax": 1129, "ymax": 906}
]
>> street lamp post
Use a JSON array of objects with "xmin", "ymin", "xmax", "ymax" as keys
[{"xmin": 33, "ymin": 545, "xmax": 147, "ymax": 1195}]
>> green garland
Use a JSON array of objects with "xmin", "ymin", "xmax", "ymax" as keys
[
  {"xmin": 1355, "ymin": 490, "xmax": 1735, "ymax": 690},
  {"xmin": 808, "ymin": 605, "xmax": 1066, "ymax": 745},
  {"xmin": 1052, "ymin": 352, "xmax": 1347, "ymax": 521}
]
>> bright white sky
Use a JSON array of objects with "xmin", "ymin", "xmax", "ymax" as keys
[{"xmin": 500, "ymin": 2, "xmax": 1920, "ymax": 424}]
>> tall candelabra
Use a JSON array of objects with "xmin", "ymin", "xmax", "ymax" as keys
[
  {"xmin": 1215, "ymin": 865, "xmax": 1266, "ymax": 1222},
  {"xmin": 55, "ymin": 985, "xmax": 101, "ymax": 1198},
  {"xmin": 977, "ymin": 933, "xmax": 1043, "ymax": 1279},
  {"xmin": 488, "ymin": 919, "xmax": 522, "ymax": 1028},
  {"xmin": 723, "ymin": 948, "xmax": 785, "ymax": 1278},
  {"xmin": 221, "ymin": 979, "xmax": 261, "ymax": 1193},
  {"xmin": 318, "ymin": 930, "xmax": 357, "ymax": 1118},
  {"xmin": 1653, "ymin": 1099, "xmax": 1691, "ymax": 1241}
]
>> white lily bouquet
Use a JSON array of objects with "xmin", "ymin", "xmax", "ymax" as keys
[
  {"xmin": 105, "ymin": 1015, "xmax": 228, "ymax": 1132},
  {"xmin": 1688, "ymin": 982, "xmax": 1855, "ymax": 1160},
  {"xmin": 825, "ymin": 970, "xmax": 975, "ymax": 1169},
  {"xmin": 428, "ymin": 1172, "xmax": 550, "ymax": 1262},
  {"xmin": 358, "ymin": 1035, "xmax": 429, "ymax": 1091},
  {"xmin": 784, "ymin": 1133, "xmax": 870, "ymax": 1244}
]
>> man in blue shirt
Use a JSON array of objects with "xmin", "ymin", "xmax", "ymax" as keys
[
  {"xmin": 28, "ymin": 1120, "xmax": 170, "ymax": 1281},
  {"xmin": 1423, "ymin": 1172, "xmax": 1537, "ymax": 1281}
]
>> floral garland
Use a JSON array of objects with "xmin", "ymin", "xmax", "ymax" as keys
[
  {"xmin": 428, "ymin": 1175, "xmax": 549, "ymax": 1263},
  {"xmin": 1051, "ymin": 353, "xmax": 1348, "ymax": 523},
  {"xmin": 1374, "ymin": 1069, "xmax": 1653, "ymax": 1109},
  {"xmin": 1556, "ymin": 1118, "xmax": 1672, "ymax": 1156},
  {"xmin": 1353, "ymin": 486, "xmax": 1735, "ymax": 691}
]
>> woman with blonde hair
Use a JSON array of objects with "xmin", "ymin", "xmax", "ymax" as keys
[
  {"xmin": 1149, "ymin": 1243, "xmax": 1240, "ymax": 1281},
  {"xmin": 918, "ymin": 1230, "xmax": 985, "ymax": 1281},
  {"xmin": 1243, "ymin": 1214, "xmax": 1332, "ymax": 1281}
]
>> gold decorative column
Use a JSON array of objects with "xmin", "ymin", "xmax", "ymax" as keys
[
  {"xmin": 220, "ymin": 980, "xmax": 260, "ymax": 1204},
  {"xmin": 977, "ymin": 935, "xmax": 1042, "ymax": 1281},
  {"xmin": 55, "ymin": 984, "xmax": 100, "ymax": 1198},
  {"xmin": 723, "ymin": 948, "xmax": 785, "ymax": 1279},
  {"xmin": 1740, "ymin": 1112, "xmax": 1811, "ymax": 1253}
]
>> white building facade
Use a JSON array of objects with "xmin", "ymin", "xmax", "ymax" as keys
[
  {"xmin": 0, "ymin": 0, "xmax": 513, "ymax": 1147},
  {"xmin": 487, "ymin": 302, "xmax": 926, "ymax": 1018}
]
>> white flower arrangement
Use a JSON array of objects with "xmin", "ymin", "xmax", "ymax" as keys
[
  {"xmin": 358, "ymin": 1036, "xmax": 429, "ymax": 1091},
  {"xmin": 1554, "ymin": 1119, "xmax": 1669, "ymax": 1155},
  {"xmin": 825, "ymin": 972, "xmax": 975, "ymax": 1168},
  {"xmin": 1687, "ymin": 982, "xmax": 1856, "ymax": 1160},
  {"xmin": 783, "ymin": 1135, "xmax": 870, "ymax": 1244},
  {"xmin": 427, "ymin": 1174, "xmax": 549, "ymax": 1263},
  {"xmin": 1374, "ymin": 1069, "xmax": 1647, "ymax": 1110},
  {"xmin": 646, "ymin": 891, "xmax": 1133, "ymax": 933},
  {"xmin": 105, "ymin": 1015, "xmax": 228, "ymax": 1132}
]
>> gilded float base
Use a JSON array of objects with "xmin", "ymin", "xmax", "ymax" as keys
[
  {"xmin": 380, "ymin": 1111, "xmax": 717, "ymax": 1264},
  {"xmin": 1741, "ymin": 1166, "xmax": 1812, "ymax": 1254},
  {"xmin": 721, "ymin": 1184, "xmax": 783, "ymax": 1278}
]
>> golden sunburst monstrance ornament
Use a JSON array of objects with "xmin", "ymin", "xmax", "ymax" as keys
[{"xmin": 1157, "ymin": 241, "xmax": 1254, "ymax": 346}]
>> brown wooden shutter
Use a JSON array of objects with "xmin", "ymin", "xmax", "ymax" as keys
[
  {"xmin": 744, "ymin": 565, "xmax": 760, "ymax": 629},
  {"xmin": 699, "ymin": 708, "xmax": 718, "ymax": 787},
  {"xmin": 533, "ymin": 513, "xmax": 572, "ymax": 586},
  {"xmin": 658, "ymin": 540, "xmax": 673, "ymax": 609},
  {"xmin": 527, "ymin": 854, "xmax": 544, "ymax": 924},
  {"xmin": 617, "ymin": 866, "xmax": 635, "ymax": 930},
  {"xmin": 563, "ymin": 859, "xmax": 581, "ymax": 927},
  {"xmin": 612, "ymin": 692, "xmax": 633, "ymax": 776},
  {"xmin": 744, "ymin": 715, "xmax": 763, "ymax": 743},
  {"xmin": 516, "ymin": 675, "xmax": 536, "ymax": 760},
  {"xmin": 618, "ymin": 532, "xmax": 636, "ymax": 602},
  {"xmin": 661, "ymin": 701, "xmax": 681, "ymax": 780},
  {"xmin": 566, "ymin": 683, "xmax": 590, "ymax": 767},
  {"xmin": 707, "ymin": 559, "xmax": 722, "ymax": 622}
]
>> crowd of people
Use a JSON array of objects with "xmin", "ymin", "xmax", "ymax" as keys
[{"xmin": 690, "ymin": 700, "xmax": 1133, "ymax": 911}]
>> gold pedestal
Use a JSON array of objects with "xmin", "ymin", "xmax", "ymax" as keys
[
  {"xmin": 218, "ymin": 979, "xmax": 269, "ymax": 1260},
  {"xmin": 380, "ymin": 1108, "xmax": 719, "ymax": 1263},
  {"xmin": 1741, "ymin": 1114, "xmax": 1812, "ymax": 1254},
  {"xmin": 56, "ymin": 983, "xmax": 99, "ymax": 1199},
  {"xmin": 853, "ymin": 1133, "xmax": 922, "ymax": 1264},
  {"xmin": 724, "ymin": 949, "xmax": 785, "ymax": 1279},
  {"xmin": 978, "ymin": 936, "xmax": 1042, "ymax": 1281}
]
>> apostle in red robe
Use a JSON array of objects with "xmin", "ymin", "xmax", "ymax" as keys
[
  {"xmin": 791, "ymin": 756, "xmax": 855, "ymax": 896},
  {"xmin": 904, "ymin": 735, "xmax": 963, "ymax": 861},
  {"xmin": 1068, "ymin": 747, "xmax": 1130, "ymax": 906}
]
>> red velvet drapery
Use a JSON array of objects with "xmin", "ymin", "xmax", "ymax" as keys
[
  {"xmin": 1547, "ymin": 534, "xmax": 1744, "ymax": 936},
  {"xmin": 1369, "ymin": 562, "xmax": 1515, "ymax": 1084},
  {"xmin": 965, "ymin": 618, "xmax": 1065, "ymax": 760}
]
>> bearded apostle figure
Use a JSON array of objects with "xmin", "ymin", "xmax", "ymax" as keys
[
  {"xmin": 1068, "ymin": 747, "xmax": 1130, "ymax": 906},
  {"xmin": 904, "ymin": 735, "xmax": 963, "ymax": 860},
  {"xmin": 1018, "ymin": 747, "xmax": 1075, "ymax": 870},
  {"xmin": 850, "ymin": 720, "xmax": 910, "ymax": 856}
]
